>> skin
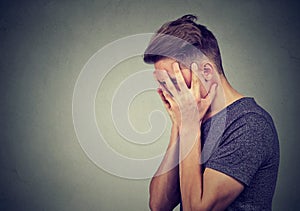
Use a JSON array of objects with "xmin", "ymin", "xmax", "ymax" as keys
[{"xmin": 150, "ymin": 58, "xmax": 245, "ymax": 211}]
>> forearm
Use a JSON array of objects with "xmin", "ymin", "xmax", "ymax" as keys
[
  {"xmin": 179, "ymin": 124, "xmax": 204, "ymax": 211},
  {"xmin": 149, "ymin": 124, "xmax": 181, "ymax": 210}
]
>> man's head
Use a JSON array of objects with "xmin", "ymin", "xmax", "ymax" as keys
[{"xmin": 144, "ymin": 14, "xmax": 224, "ymax": 88}]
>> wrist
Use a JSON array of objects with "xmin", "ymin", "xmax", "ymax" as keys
[
  {"xmin": 179, "ymin": 121, "xmax": 199, "ymax": 132},
  {"xmin": 171, "ymin": 122, "xmax": 179, "ymax": 132},
  {"xmin": 178, "ymin": 124, "xmax": 201, "ymax": 160},
  {"xmin": 167, "ymin": 123, "xmax": 179, "ymax": 147}
]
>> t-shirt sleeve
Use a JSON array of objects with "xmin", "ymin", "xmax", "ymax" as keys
[{"xmin": 204, "ymin": 113, "xmax": 273, "ymax": 186}]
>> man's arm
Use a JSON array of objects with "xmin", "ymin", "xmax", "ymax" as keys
[
  {"xmin": 149, "ymin": 124, "xmax": 181, "ymax": 211},
  {"xmin": 157, "ymin": 62, "xmax": 244, "ymax": 211},
  {"xmin": 179, "ymin": 124, "xmax": 244, "ymax": 211}
]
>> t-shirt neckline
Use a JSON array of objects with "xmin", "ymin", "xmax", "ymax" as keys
[{"xmin": 203, "ymin": 97, "xmax": 255, "ymax": 125}]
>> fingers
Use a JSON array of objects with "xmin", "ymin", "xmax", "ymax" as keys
[
  {"xmin": 191, "ymin": 62, "xmax": 208, "ymax": 98},
  {"xmin": 162, "ymin": 89, "xmax": 176, "ymax": 108},
  {"xmin": 154, "ymin": 70, "xmax": 177, "ymax": 97},
  {"xmin": 172, "ymin": 62, "xmax": 187, "ymax": 91},
  {"xmin": 157, "ymin": 88, "xmax": 171, "ymax": 109},
  {"xmin": 204, "ymin": 83, "xmax": 218, "ymax": 105},
  {"xmin": 157, "ymin": 88, "xmax": 175, "ymax": 108},
  {"xmin": 199, "ymin": 81, "xmax": 208, "ymax": 98},
  {"xmin": 153, "ymin": 62, "xmax": 187, "ymax": 97},
  {"xmin": 191, "ymin": 63, "xmax": 200, "ymax": 100}
]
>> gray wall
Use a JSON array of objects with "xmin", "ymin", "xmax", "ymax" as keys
[{"xmin": 1, "ymin": 0, "xmax": 299, "ymax": 210}]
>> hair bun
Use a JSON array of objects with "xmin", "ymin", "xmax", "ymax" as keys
[{"xmin": 179, "ymin": 14, "xmax": 198, "ymax": 22}]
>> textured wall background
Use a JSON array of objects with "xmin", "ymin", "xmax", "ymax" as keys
[{"xmin": 1, "ymin": 0, "xmax": 299, "ymax": 210}]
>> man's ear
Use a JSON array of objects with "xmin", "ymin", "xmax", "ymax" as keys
[{"xmin": 201, "ymin": 63, "xmax": 214, "ymax": 81}]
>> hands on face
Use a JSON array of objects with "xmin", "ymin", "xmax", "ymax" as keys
[{"xmin": 154, "ymin": 62, "xmax": 217, "ymax": 128}]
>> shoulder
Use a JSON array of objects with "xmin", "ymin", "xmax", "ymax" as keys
[
  {"xmin": 225, "ymin": 97, "xmax": 277, "ymax": 134},
  {"xmin": 221, "ymin": 98, "xmax": 279, "ymax": 160}
]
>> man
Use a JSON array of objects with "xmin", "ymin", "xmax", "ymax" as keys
[{"xmin": 143, "ymin": 14, "xmax": 280, "ymax": 210}]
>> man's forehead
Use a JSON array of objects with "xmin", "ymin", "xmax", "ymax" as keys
[
  {"xmin": 154, "ymin": 58, "xmax": 176, "ymax": 70},
  {"xmin": 156, "ymin": 58, "xmax": 175, "ymax": 64}
]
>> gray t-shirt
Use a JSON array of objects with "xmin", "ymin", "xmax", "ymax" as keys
[{"xmin": 201, "ymin": 97, "xmax": 280, "ymax": 210}]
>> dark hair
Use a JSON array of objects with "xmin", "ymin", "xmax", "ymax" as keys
[{"xmin": 143, "ymin": 14, "xmax": 224, "ymax": 75}]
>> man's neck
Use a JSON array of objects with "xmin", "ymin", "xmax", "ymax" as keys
[{"xmin": 204, "ymin": 76, "xmax": 244, "ymax": 121}]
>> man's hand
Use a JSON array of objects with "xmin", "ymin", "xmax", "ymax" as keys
[
  {"xmin": 154, "ymin": 62, "xmax": 217, "ymax": 128},
  {"xmin": 156, "ymin": 88, "xmax": 179, "ymax": 127}
]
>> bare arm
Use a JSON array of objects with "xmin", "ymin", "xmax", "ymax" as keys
[
  {"xmin": 149, "ymin": 87, "xmax": 182, "ymax": 210},
  {"xmin": 149, "ymin": 125, "xmax": 181, "ymax": 211},
  {"xmin": 155, "ymin": 62, "xmax": 244, "ymax": 211},
  {"xmin": 179, "ymin": 125, "xmax": 244, "ymax": 211}
]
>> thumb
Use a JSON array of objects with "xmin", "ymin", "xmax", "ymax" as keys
[{"xmin": 204, "ymin": 83, "xmax": 218, "ymax": 105}]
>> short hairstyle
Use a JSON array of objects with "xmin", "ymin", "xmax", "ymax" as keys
[{"xmin": 143, "ymin": 14, "xmax": 224, "ymax": 75}]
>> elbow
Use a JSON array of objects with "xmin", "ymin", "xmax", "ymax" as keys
[
  {"xmin": 149, "ymin": 195, "xmax": 164, "ymax": 211},
  {"xmin": 149, "ymin": 177, "xmax": 178, "ymax": 211},
  {"xmin": 149, "ymin": 180, "xmax": 160, "ymax": 211},
  {"xmin": 149, "ymin": 180, "xmax": 168, "ymax": 211},
  {"xmin": 149, "ymin": 193, "xmax": 157, "ymax": 211},
  {"xmin": 149, "ymin": 199, "xmax": 159, "ymax": 211}
]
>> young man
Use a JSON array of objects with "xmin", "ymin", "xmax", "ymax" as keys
[{"xmin": 143, "ymin": 15, "xmax": 279, "ymax": 211}]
